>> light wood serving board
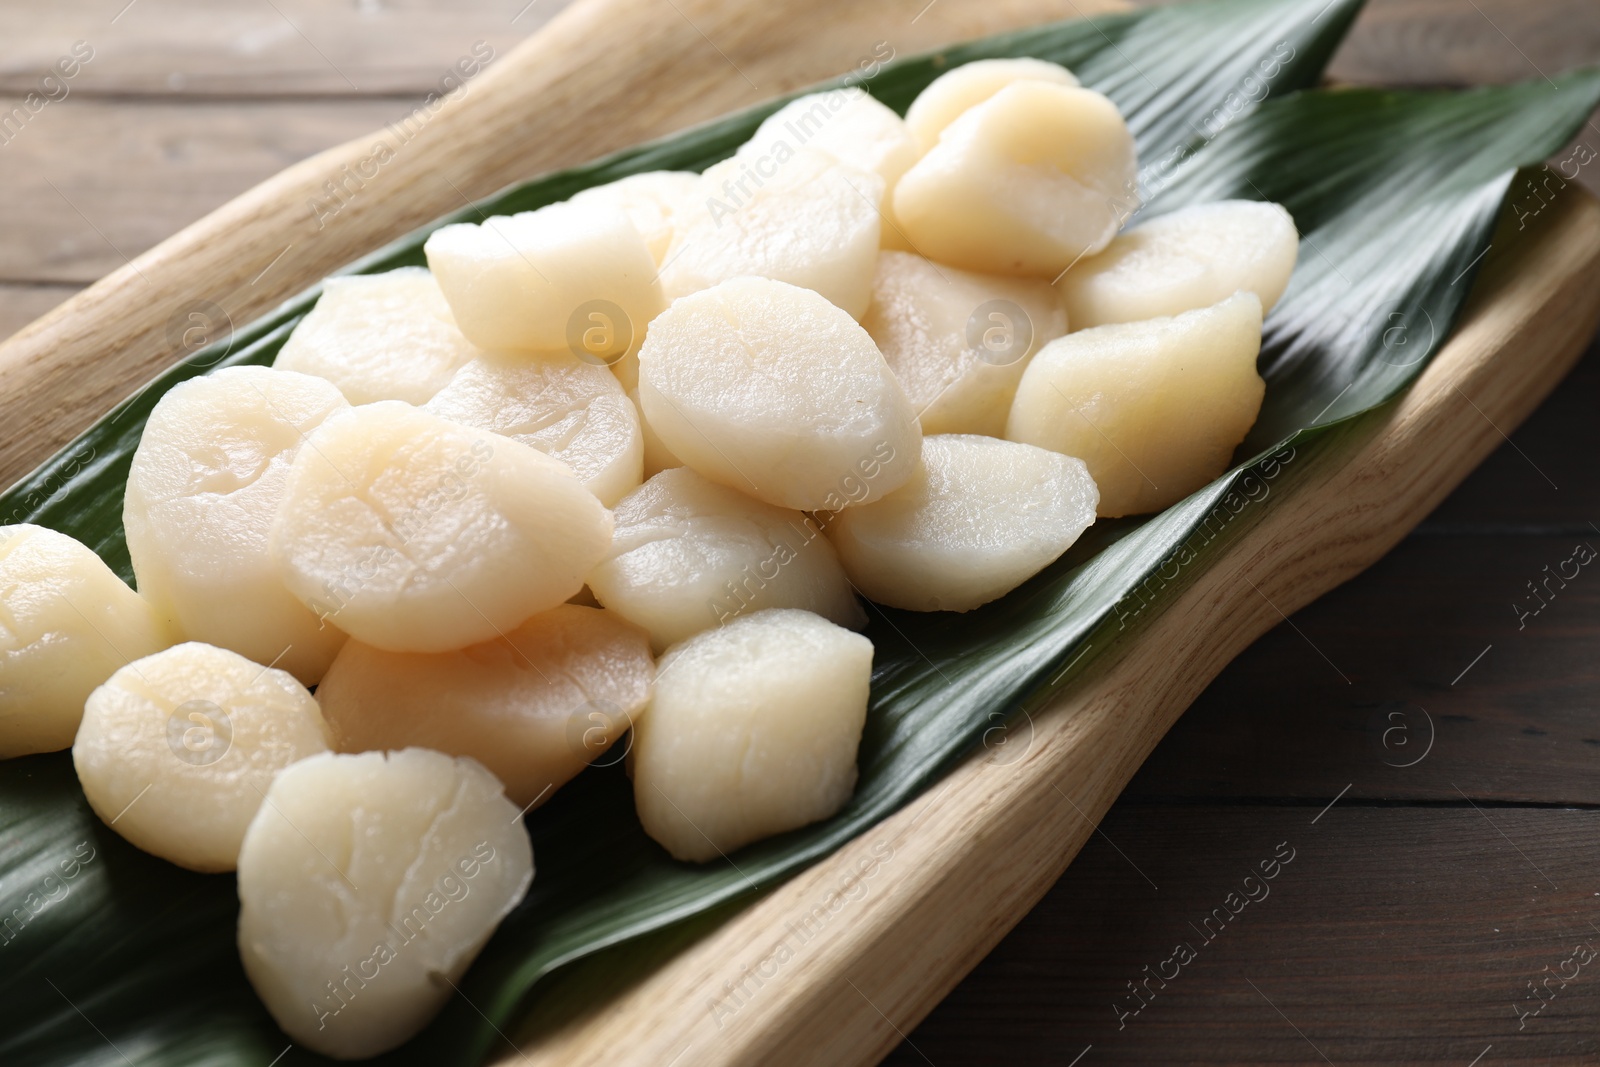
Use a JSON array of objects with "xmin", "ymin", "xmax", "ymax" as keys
[{"xmin": 2, "ymin": 2, "xmax": 1598, "ymax": 1065}]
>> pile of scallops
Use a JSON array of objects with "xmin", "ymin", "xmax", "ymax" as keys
[{"xmin": 0, "ymin": 58, "xmax": 1296, "ymax": 1059}]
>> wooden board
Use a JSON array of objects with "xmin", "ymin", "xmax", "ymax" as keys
[{"xmin": 3, "ymin": 2, "xmax": 1600, "ymax": 1067}]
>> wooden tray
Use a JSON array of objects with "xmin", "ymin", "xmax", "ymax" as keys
[{"xmin": 3, "ymin": 1, "xmax": 1597, "ymax": 1065}]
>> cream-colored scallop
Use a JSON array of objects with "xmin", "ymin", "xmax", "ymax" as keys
[
  {"xmin": 1007, "ymin": 292, "xmax": 1265, "ymax": 517},
  {"xmin": 317, "ymin": 605, "xmax": 653, "ymax": 807},
  {"xmin": 1059, "ymin": 200, "xmax": 1300, "ymax": 328},
  {"xmin": 740, "ymin": 88, "xmax": 917, "ymax": 202},
  {"xmin": 568, "ymin": 170, "xmax": 699, "ymax": 264},
  {"xmin": 274, "ymin": 268, "xmax": 480, "ymax": 406},
  {"xmin": 237, "ymin": 749, "xmax": 533, "ymax": 1059},
  {"xmin": 629, "ymin": 387, "xmax": 682, "ymax": 477},
  {"xmin": 125, "ymin": 366, "xmax": 350, "ymax": 685},
  {"xmin": 425, "ymin": 351, "xmax": 644, "ymax": 506},
  {"xmin": 637, "ymin": 277, "xmax": 920, "ymax": 511},
  {"xmin": 894, "ymin": 82, "xmax": 1137, "ymax": 277},
  {"xmin": 424, "ymin": 201, "xmax": 664, "ymax": 361},
  {"xmin": 904, "ymin": 57, "xmax": 1080, "ymax": 152},
  {"xmin": 588, "ymin": 467, "xmax": 864, "ymax": 652},
  {"xmin": 827, "ymin": 435, "xmax": 1097, "ymax": 612},
  {"xmin": 72, "ymin": 642, "xmax": 330, "ymax": 872},
  {"xmin": 0, "ymin": 525, "xmax": 170, "ymax": 758},
  {"xmin": 749, "ymin": 87, "xmax": 918, "ymax": 252},
  {"xmin": 270, "ymin": 402, "xmax": 613, "ymax": 653},
  {"xmin": 632, "ymin": 609, "xmax": 872, "ymax": 862},
  {"xmin": 863, "ymin": 251, "xmax": 1068, "ymax": 436},
  {"xmin": 659, "ymin": 148, "xmax": 883, "ymax": 319}
]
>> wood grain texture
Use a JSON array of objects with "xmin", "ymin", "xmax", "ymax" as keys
[
  {"xmin": 492, "ymin": 191, "xmax": 1600, "ymax": 1066},
  {"xmin": 1123, "ymin": 528, "xmax": 1600, "ymax": 805},
  {"xmin": 3, "ymin": 0, "xmax": 1593, "ymax": 290},
  {"xmin": 0, "ymin": 0, "xmax": 1118, "ymax": 500},
  {"xmin": 1330, "ymin": 0, "xmax": 1600, "ymax": 89},
  {"xmin": 881, "ymin": 805, "xmax": 1600, "ymax": 1066},
  {"xmin": 0, "ymin": 284, "xmax": 81, "ymax": 341},
  {"xmin": 1121, "ymin": 337, "xmax": 1600, "ymax": 806},
  {"xmin": 0, "ymin": 0, "xmax": 561, "ymax": 97},
  {"xmin": 1421, "ymin": 343, "xmax": 1600, "ymax": 529},
  {"xmin": 0, "ymin": 98, "xmax": 406, "ymax": 283}
]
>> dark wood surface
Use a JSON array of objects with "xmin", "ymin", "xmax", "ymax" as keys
[{"xmin": 2, "ymin": 1, "xmax": 1597, "ymax": 1064}]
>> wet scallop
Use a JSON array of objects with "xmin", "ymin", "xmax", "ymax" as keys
[
  {"xmin": 425, "ymin": 350, "xmax": 644, "ymax": 506},
  {"xmin": 72, "ymin": 641, "xmax": 330, "ymax": 872},
  {"xmin": 1059, "ymin": 200, "xmax": 1299, "ymax": 329},
  {"xmin": 588, "ymin": 467, "xmax": 864, "ymax": 651},
  {"xmin": 316, "ymin": 605, "xmax": 653, "ymax": 808},
  {"xmin": 636, "ymin": 276, "xmax": 921, "ymax": 512},
  {"xmin": 659, "ymin": 148, "xmax": 883, "ymax": 318},
  {"xmin": 894, "ymin": 81, "xmax": 1137, "ymax": 276},
  {"xmin": 269, "ymin": 402, "xmax": 612, "ymax": 653},
  {"xmin": 903, "ymin": 57, "xmax": 1080, "ymax": 152},
  {"xmin": 827, "ymin": 435, "xmax": 1098, "ymax": 611},
  {"xmin": 1007, "ymin": 292, "xmax": 1266, "ymax": 517},
  {"xmin": 632, "ymin": 609, "xmax": 872, "ymax": 862},
  {"xmin": 0, "ymin": 524, "xmax": 170, "ymax": 758},
  {"xmin": 236, "ymin": 748, "xmax": 533, "ymax": 1058},
  {"xmin": 125, "ymin": 365, "xmax": 350, "ymax": 684},
  {"xmin": 274, "ymin": 268, "xmax": 479, "ymax": 406},
  {"xmin": 862, "ymin": 250, "xmax": 1067, "ymax": 436}
]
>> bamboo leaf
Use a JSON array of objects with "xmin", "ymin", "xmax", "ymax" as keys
[{"xmin": 4, "ymin": 1, "xmax": 1597, "ymax": 1064}]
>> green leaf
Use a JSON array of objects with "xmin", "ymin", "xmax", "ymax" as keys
[{"xmin": 5, "ymin": 0, "xmax": 1598, "ymax": 1063}]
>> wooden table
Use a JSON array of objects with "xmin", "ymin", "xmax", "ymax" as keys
[{"xmin": 3, "ymin": 2, "xmax": 1598, "ymax": 1063}]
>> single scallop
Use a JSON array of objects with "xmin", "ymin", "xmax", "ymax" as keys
[
  {"xmin": 424, "ymin": 201, "xmax": 664, "ymax": 363},
  {"xmin": 588, "ymin": 467, "xmax": 864, "ymax": 652},
  {"xmin": 1059, "ymin": 200, "xmax": 1300, "ymax": 329},
  {"xmin": 316, "ymin": 604, "xmax": 653, "ymax": 807},
  {"xmin": 125, "ymin": 366, "xmax": 350, "ymax": 685},
  {"xmin": 0, "ymin": 525, "xmax": 170, "ymax": 758},
  {"xmin": 72, "ymin": 641, "xmax": 330, "ymax": 872},
  {"xmin": 740, "ymin": 88, "xmax": 917, "ymax": 203},
  {"xmin": 236, "ymin": 748, "xmax": 533, "ymax": 1059},
  {"xmin": 894, "ymin": 81, "xmax": 1137, "ymax": 276},
  {"xmin": 637, "ymin": 276, "xmax": 920, "ymax": 512},
  {"xmin": 568, "ymin": 170, "xmax": 699, "ymax": 264},
  {"xmin": 273, "ymin": 267, "xmax": 480, "ymax": 406},
  {"xmin": 904, "ymin": 57, "xmax": 1080, "ymax": 152},
  {"xmin": 425, "ymin": 350, "xmax": 644, "ymax": 506},
  {"xmin": 863, "ymin": 250, "xmax": 1068, "ymax": 436},
  {"xmin": 1007, "ymin": 292, "xmax": 1265, "ymax": 517},
  {"xmin": 827, "ymin": 435, "xmax": 1098, "ymax": 612},
  {"xmin": 632, "ymin": 609, "xmax": 872, "ymax": 862},
  {"xmin": 269, "ymin": 402, "xmax": 613, "ymax": 653},
  {"xmin": 659, "ymin": 147, "xmax": 883, "ymax": 319}
]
